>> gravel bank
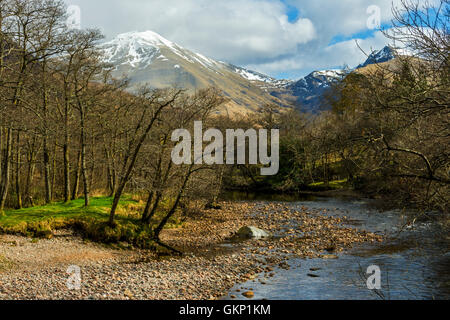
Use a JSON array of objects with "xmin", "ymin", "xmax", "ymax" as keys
[{"xmin": 0, "ymin": 201, "xmax": 382, "ymax": 300}]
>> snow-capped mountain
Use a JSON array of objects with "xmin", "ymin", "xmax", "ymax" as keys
[
  {"xmin": 357, "ymin": 46, "xmax": 396, "ymax": 69},
  {"xmin": 101, "ymin": 31, "xmax": 396, "ymax": 114},
  {"xmin": 230, "ymin": 64, "xmax": 293, "ymax": 89},
  {"xmin": 100, "ymin": 31, "xmax": 289, "ymax": 114},
  {"xmin": 102, "ymin": 31, "xmax": 223, "ymax": 74},
  {"xmin": 282, "ymin": 69, "xmax": 345, "ymax": 112},
  {"xmin": 291, "ymin": 69, "xmax": 345, "ymax": 94},
  {"xmin": 280, "ymin": 46, "xmax": 396, "ymax": 112}
]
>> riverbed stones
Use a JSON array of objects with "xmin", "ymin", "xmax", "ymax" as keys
[
  {"xmin": 0, "ymin": 200, "xmax": 383, "ymax": 300},
  {"xmin": 242, "ymin": 291, "xmax": 254, "ymax": 298},
  {"xmin": 307, "ymin": 273, "xmax": 320, "ymax": 278}
]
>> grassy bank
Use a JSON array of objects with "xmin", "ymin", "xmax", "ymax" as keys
[
  {"xmin": 0, "ymin": 196, "xmax": 182, "ymax": 249},
  {"xmin": 225, "ymin": 178, "xmax": 351, "ymax": 194},
  {"xmin": 306, "ymin": 179, "xmax": 349, "ymax": 192}
]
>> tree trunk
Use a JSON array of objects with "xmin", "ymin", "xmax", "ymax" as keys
[
  {"xmin": 51, "ymin": 142, "xmax": 57, "ymax": 201},
  {"xmin": 63, "ymin": 142, "xmax": 70, "ymax": 202},
  {"xmin": 88, "ymin": 132, "xmax": 95, "ymax": 193},
  {"xmin": 104, "ymin": 146, "xmax": 115, "ymax": 198},
  {"xmin": 108, "ymin": 107, "xmax": 166, "ymax": 225},
  {"xmin": 72, "ymin": 151, "xmax": 81, "ymax": 200},
  {"xmin": 154, "ymin": 165, "xmax": 194, "ymax": 239},
  {"xmin": 15, "ymin": 131, "xmax": 22, "ymax": 209},
  {"xmin": 0, "ymin": 128, "xmax": 13, "ymax": 213},
  {"xmin": 80, "ymin": 108, "xmax": 89, "ymax": 207},
  {"xmin": 143, "ymin": 192, "xmax": 163, "ymax": 224},
  {"xmin": 63, "ymin": 90, "xmax": 71, "ymax": 203},
  {"xmin": 24, "ymin": 136, "xmax": 37, "ymax": 207},
  {"xmin": 43, "ymin": 135, "xmax": 51, "ymax": 204},
  {"xmin": 141, "ymin": 191, "xmax": 154, "ymax": 222}
]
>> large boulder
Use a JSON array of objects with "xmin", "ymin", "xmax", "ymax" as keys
[{"xmin": 237, "ymin": 226, "xmax": 271, "ymax": 239}]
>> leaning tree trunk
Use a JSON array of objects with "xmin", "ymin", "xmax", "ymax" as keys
[
  {"xmin": 154, "ymin": 164, "xmax": 194, "ymax": 239},
  {"xmin": 72, "ymin": 151, "xmax": 81, "ymax": 200}
]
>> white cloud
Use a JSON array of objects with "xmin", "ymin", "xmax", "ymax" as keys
[
  {"xmin": 65, "ymin": 0, "xmax": 435, "ymax": 79},
  {"xmin": 287, "ymin": 0, "xmax": 396, "ymax": 36},
  {"xmin": 246, "ymin": 31, "xmax": 390, "ymax": 78},
  {"xmin": 65, "ymin": 0, "xmax": 316, "ymax": 65}
]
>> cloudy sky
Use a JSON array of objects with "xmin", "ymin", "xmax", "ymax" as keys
[{"xmin": 64, "ymin": 0, "xmax": 409, "ymax": 79}]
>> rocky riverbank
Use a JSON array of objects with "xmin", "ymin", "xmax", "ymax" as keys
[{"xmin": 0, "ymin": 201, "xmax": 382, "ymax": 300}]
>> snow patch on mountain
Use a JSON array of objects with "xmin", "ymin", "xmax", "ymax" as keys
[
  {"xmin": 101, "ymin": 30, "xmax": 294, "ymax": 89},
  {"xmin": 357, "ymin": 46, "xmax": 396, "ymax": 69},
  {"xmin": 101, "ymin": 31, "xmax": 222, "ymax": 72},
  {"xmin": 231, "ymin": 65, "xmax": 293, "ymax": 88}
]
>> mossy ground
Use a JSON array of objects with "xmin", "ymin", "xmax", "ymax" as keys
[{"xmin": 0, "ymin": 196, "xmax": 183, "ymax": 249}]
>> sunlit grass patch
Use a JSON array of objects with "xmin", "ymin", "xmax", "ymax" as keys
[
  {"xmin": 308, "ymin": 179, "xmax": 349, "ymax": 191},
  {"xmin": 0, "ymin": 195, "xmax": 184, "ymax": 248},
  {"xmin": 0, "ymin": 196, "xmax": 141, "ymax": 237}
]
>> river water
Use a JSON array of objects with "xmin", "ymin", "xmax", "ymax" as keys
[{"xmin": 223, "ymin": 194, "xmax": 450, "ymax": 300}]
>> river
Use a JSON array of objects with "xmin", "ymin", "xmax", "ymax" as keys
[{"xmin": 223, "ymin": 193, "xmax": 450, "ymax": 300}]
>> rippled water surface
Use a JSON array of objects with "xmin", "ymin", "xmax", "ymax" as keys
[{"xmin": 223, "ymin": 194, "xmax": 450, "ymax": 300}]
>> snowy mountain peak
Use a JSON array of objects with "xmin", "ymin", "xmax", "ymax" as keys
[
  {"xmin": 357, "ymin": 46, "xmax": 396, "ymax": 69},
  {"xmin": 101, "ymin": 30, "xmax": 187, "ymax": 68},
  {"xmin": 115, "ymin": 30, "xmax": 176, "ymax": 48},
  {"xmin": 101, "ymin": 30, "xmax": 291, "ymax": 88},
  {"xmin": 101, "ymin": 30, "xmax": 227, "ymax": 73},
  {"xmin": 310, "ymin": 69, "xmax": 345, "ymax": 80}
]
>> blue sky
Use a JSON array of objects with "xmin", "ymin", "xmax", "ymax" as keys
[
  {"xmin": 65, "ymin": 0, "xmax": 411, "ymax": 79},
  {"xmin": 281, "ymin": 0, "xmax": 300, "ymax": 22}
]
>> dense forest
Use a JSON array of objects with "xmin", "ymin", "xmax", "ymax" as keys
[{"xmin": 0, "ymin": 0, "xmax": 448, "ymax": 249}]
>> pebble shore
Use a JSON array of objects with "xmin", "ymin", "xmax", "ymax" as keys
[{"xmin": 0, "ymin": 201, "xmax": 383, "ymax": 300}]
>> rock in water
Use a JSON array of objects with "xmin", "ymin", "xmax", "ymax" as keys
[
  {"xmin": 237, "ymin": 226, "xmax": 271, "ymax": 239},
  {"xmin": 322, "ymin": 255, "xmax": 339, "ymax": 259},
  {"xmin": 307, "ymin": 273, "xmax": 320, "ymax": 278},
  {"xmin": 242, "ymin": 291, "xmax": 254, "ymax": 299}
]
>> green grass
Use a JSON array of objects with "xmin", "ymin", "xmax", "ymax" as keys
[
  {"xmin": 308, "ymin": 179, "xmax": 349, "ymax": 191},
  {"xmin": 0, "ymin": 196, "xmax": 182, "ymax": 249},
  {"xmin": 0, "ymin": 196, "xmax": 137, "ymax": 231}
]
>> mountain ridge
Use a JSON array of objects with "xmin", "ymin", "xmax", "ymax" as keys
[
  {"xmin": 101, "ymin": 31, "xmax": 290, "ymax": 115},
  {"xmin": 281, "ymin": 46, "xmax": 397, "ymax": 112},
  {"xmin": 101, "ymin": 31, "xmax": 396, "ymax": 114}
]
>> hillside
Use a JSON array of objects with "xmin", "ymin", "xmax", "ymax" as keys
[
  {"xmin": 101, "ymin": 32, "xmax": 397, "ymax": 114},
  {"xmin": 101, "ymin": 31, "xmax": 291, "ymax": 115}
]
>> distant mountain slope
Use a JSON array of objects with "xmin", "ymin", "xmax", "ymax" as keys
[
  {"xmin": 277, "ymin": 46, "xmax": 397, "ymax": 112},
  {"xmin": 284, "ymin": 69, "xmax": 345, "ymax": 112},
  {"xmin": 101, "ymin": 31, "xmax": 289, "ymax": 115},
  {"xmin": 101, "ymin": 32, "xmax": 396, "ymax": 115}
]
